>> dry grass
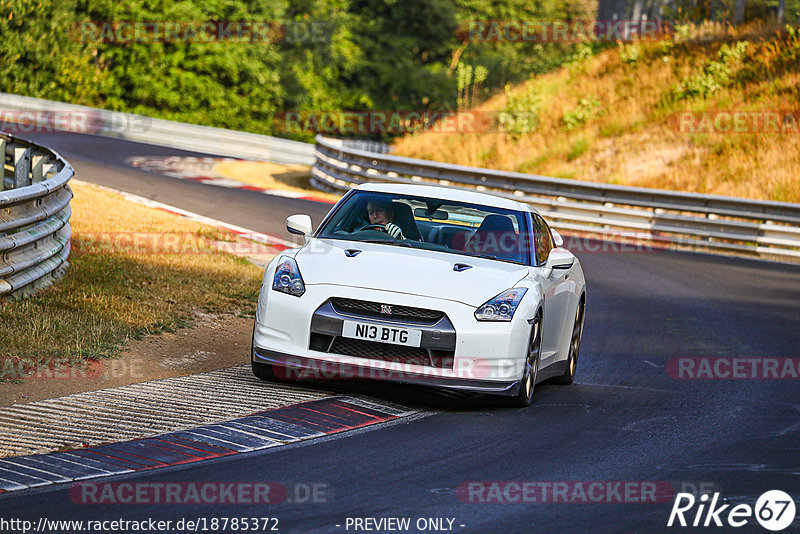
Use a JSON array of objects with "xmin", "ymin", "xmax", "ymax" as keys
[
  {"xmin": 0, "ymin": 182, "xmax": 264, "ymax": 367},
  {"xmin": 212, "ymin": 161, "xmax": 341, "ymax": 202},
  {"xmin": 393, "ymin": 22, "xmax": 800, "ymax": 202}
]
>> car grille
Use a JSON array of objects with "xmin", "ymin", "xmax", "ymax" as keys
[
  {"xmin": 329, "ymin": 297, "xmax": 444, "ymax": 325},
  {"xmin": 310, "ymin": 334, "xmax": 454, "ymax": 369},
  {"xmin": 330, "ymin": 337, "xmax": 430, "ymax": 366}
]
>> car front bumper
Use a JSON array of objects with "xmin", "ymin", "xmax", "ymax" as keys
[
  {"xmin": 252, "ymin": 346, "xmax": 522, "ymax": 396},
  {"xmin": 253, "ymin": 284, "xmax": 537, "ymax": 395}
]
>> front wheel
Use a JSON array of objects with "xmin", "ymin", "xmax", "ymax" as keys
[
  {"xmin": 553, "ymin": 300, "xmax": 584, "ymax": 385},
  {"xmin": 509, "ymin": 313, "xmax": 542, "ymax": 408}
]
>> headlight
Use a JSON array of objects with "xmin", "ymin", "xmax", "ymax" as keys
[
  {"xmin": 272, "ymin": 257, "xmax": 305, "ymax": 296},
  {"xmin": 475, "ymin": 288, "xmax": 527, "ymax": 321}
]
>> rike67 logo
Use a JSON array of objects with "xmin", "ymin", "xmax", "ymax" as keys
[{"xmin": 668, "ymin": 490, "xmax": 796, "ymax": 531}]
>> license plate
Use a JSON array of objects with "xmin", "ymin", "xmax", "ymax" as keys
[{"xmin": 342, "ymin": 320, "xmax": 422, "ymax": 348}]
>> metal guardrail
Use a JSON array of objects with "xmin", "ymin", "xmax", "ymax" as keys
[
  {"xmin": 1, "ymin": 132, "xmax": 73, "ymax": 300},
  {"xmin": 0, "ymin": 93, "xmax": 315, "ymax": 166},
  {"xmin": 311, "ymin": 135, "xmax": 800, "ymax": 261}
]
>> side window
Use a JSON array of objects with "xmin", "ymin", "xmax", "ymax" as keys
[
  {"xmin": 540, "ymin": 217, "xmax": 554, "ymax": 255},
  {"xmin": 533, "ymin": 215, "xmax": 554, "ymax": 265}
]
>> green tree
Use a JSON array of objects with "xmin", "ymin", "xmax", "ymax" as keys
[
  {"xmin": 73, "ymin": 0, "xmax": 287, "ymax": 133},
  {"xmin": 0, "ymin": 0, "xmax": 108, "ymax": 103},
  {"xmin": 344, "ymin": 0, "xmax": 458, "ymax": 111}
]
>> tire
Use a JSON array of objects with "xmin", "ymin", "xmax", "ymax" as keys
[
  {"xmin": 508, "ymin": 312, "xmax": 542, "ymax": 408},
  {"xmin": 553, "ymin": 299, "xmax": 584, "ymax": 385}
]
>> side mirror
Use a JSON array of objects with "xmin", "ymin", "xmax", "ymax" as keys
[
  {"xmin": 286, "ymin": 214, "xmax": 312, "ymax": 242},
  {"xmin": 542, "ymin": 248, "xmax": 574, "ymax": 279},
  {"xmin": 551, "ymin": 229, "xmax": 564, "ymax": 248}
]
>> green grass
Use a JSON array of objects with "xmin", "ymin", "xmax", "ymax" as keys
[
  {"xmin": 567, "ymin": 137, "xmax": 591, "ymax": 161},
  {"xmin": 0, "ymin": 183, "xmax": 264, "ymax": 370}
]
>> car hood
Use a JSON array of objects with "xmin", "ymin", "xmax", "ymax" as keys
[{"xmin": 294, "ymin": 239, "xmax": 529, "ymax": 307}]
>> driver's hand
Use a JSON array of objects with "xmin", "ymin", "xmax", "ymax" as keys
[{"xmin": 385, "ymin": 223, "xmax": 404, "ymax": 239}]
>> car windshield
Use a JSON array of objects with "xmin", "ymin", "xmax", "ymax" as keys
[{"xmin": 316, "ymin": 191, "xmax": 533, "ymax": 265}]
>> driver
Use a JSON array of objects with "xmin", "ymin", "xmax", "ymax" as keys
[{"xmin": 366, "ymin": 198, "xmax": 405, "ymax": 239}]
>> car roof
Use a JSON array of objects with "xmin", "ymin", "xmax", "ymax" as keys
[{"xmin": 355, "ymin": 182, "xmax": 535, "ymax": 213}]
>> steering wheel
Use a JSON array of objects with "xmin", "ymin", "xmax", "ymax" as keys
[{"xmin": 357, "ymin": 224, "xmax": 389, "ymax": 233}]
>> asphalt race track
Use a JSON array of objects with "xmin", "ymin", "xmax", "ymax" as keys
[
  {"xmin": 22, "ymin": 131, "xmax": 330, "ymax": 234},
  {"xmin": 2, "ymin": 132, "xmax": 799, "ymax": 533}
]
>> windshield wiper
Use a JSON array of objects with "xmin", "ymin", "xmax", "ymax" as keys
[
  {"xmin": 361, "ymin": 238, "xmax": 412, "ymax": 247},
  {"xmin": 473, "ymin": 253, "xmax": 525, "ymax": 265}
]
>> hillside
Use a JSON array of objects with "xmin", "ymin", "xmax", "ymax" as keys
[{"xmin": 392, "ymin": 22, "xmax": 800, "ymax": 202}]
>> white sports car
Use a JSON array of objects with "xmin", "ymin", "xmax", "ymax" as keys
[{"xmin": 252, "ymin": 183, "xmax": 586, "ymax": 406}]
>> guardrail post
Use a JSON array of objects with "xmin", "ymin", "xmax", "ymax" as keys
[
  {"xmin": 0, "ymin": 137, "xmax": 4, "ymax": 232},
  {"xmin": 31, "ymin": 154, "xmax": 47, "ymax": 183},
  {"xmin": 14, "ymin": 147, "xmax": 31, "ymax": 188},
  {"xmin": 0, "ymin": 138, "xmax": 7, "ymax": 191}
]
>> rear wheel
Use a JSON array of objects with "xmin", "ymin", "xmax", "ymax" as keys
[
  {"xmin": 509, "ymin": 312, "xmax": 542, "ymax": 408},
  {"xmin": 553, "ymin": 299, "xmax": 584, "ymax": 385}
]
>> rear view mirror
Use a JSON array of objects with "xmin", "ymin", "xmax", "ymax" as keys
[
  {"xmin": 542, "ymin": 248, "xmax": 575, "ymax": 278},
  {"xmin": 551, "ymin": 229, "xmax": 564, "ymax": 247},
  {"xmin": 414, "ymin": 208, "xmax": 449, "ymax": 220},
  {"xmin": 286, "ymin": 214, "xmax": 312, "ymax": 241}
]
